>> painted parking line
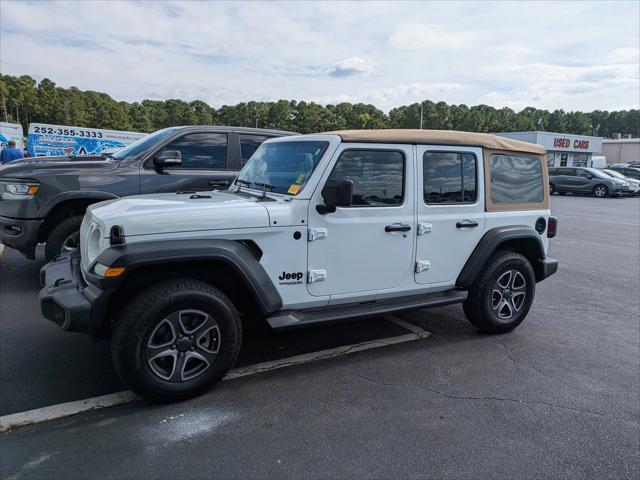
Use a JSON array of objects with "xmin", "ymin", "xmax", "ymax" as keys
[{"xmin": 0, "ymin": 316, "xmax": 429, "ymax": 432}]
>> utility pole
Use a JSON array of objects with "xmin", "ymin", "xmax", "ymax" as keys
[{"xmin": 420, "ymin": 102, "xmax": 424, "ymax": 130}]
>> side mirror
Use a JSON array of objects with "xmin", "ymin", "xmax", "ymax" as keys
[
  {"xmin": 317, "ymin": 179, "xmax": 352, "ymax": 214},
  {"xmin": 153, "ymin": 150, "xmax": 182, "ymax": 169}
]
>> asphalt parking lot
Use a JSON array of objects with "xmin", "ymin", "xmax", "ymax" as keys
[{"xmin": 0, "ymin": 195, "xmax": 638, "ymax": 479}]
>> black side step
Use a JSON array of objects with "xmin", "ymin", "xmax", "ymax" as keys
[{"xmin": 267, "ymin": 289, "xmax": 468, "ymax": 330}]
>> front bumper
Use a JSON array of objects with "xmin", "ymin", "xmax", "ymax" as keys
[
  {"xmin": 539, "ymin": 257, "xmax": 559, "ymax": 281},
  {"xmin": 0, "ymin": 215, "xmax": 42, "ymax": 259},
  {"xmin": 39, "ymin": 253, "xmax": 110, "ymax": 334}
]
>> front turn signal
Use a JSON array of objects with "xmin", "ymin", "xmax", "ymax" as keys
[{"xmin": 94, "ymin": 263, "xmax": 125, "ymax": 278}]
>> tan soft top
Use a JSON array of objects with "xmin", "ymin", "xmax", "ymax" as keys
[{"xmin": 323, "ymin": 129, "xmax": 546, "ymax": 155}]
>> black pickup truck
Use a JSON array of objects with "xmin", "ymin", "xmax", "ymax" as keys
[{"xmin": 0, "ymin": 126, "xmax": 293, "ymax": 260}]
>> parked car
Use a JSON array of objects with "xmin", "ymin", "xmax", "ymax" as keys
[
  {"xmin": 548, "ymin": 167, "xmax": 629, "ymax": 197},
  {"xmin": 601, "ymin": 169, "xmax": 640, "ymax": 195},
  {"xmin": 607, "ymin": 165, "xmax": 640, "ymax": 180},
  {"xmin": 0, "ymin": 126, "xmax": 294, "ymax": 260},
  {"xmin": 40, "ymin": 129, "xmax": 558, "ymax": 401}
]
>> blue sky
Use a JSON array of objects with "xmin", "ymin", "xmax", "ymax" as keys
[{"xmin": 1, "ymin": 0, "xmax": 638, "ymax": 112}]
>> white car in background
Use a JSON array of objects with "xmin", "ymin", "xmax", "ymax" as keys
[{"xmin": 601, "ymin": 169, "xmax": 640, "ymax": 196}]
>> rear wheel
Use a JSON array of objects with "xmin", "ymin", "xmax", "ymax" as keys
[
  {"xmin": 549, "ymin": 183, "xmax": 556, "ymax": 195},
  {"xmin": 463, "ymin": 251, "xmax": 535, "ymax": 334},
  {"xmin": 44, "ymin": 214, "xmax": 84, "ymax": 261},
  {"xmin": 111, "ymin": 278, "xmax": 242, "ymax": 401},
  {"xmin": 593, "ymin": 184, "xmax": 608, "ymax": 198}
]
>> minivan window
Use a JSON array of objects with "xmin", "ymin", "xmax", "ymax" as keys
[
  {"xmin": 490, "ymin": 154, "xmax": 544, "ymax": 204},
  {"xmin": 328, "ymin": 150, "xmax": 404, "ymax": 206},
  {"xmin": 423, "ymin": 152, "xmax": 476, "ymax": 204}
]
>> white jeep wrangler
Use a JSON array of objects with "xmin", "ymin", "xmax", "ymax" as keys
[{"xmin": 40, "ymin": 129, "xmax": 558, "ymax": 401}]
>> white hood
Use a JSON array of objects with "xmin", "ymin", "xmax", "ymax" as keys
[{"xmin": 87, "ymin": 190, "xmax": 270, "ymax": 237}]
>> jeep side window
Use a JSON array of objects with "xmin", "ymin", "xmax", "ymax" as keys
[
  {"xmin": 423, "ymin": 152, "xmax": 476, "ymax": 204},
  {"xmin": 160, "ymin": 133, "xmax": 228, "ymax": 170},
  {"xmin": 489, "ymin": 154, "xmax": 544, "ymax": 204},
  {"xmin": 239, "ymin": 135, "xmax": 270, "ymax": 166},
  {"xmin": 327, "ymin": 149, "xmax": 404, "ymax": 206}
]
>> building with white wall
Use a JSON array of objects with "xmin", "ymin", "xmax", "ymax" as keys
[{"xmin": 496, "ymin": 131, "xmax": 602, "ymax": 167}]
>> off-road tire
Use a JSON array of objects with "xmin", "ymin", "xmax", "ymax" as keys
[
  {"xmin": 463, "ymin": 251, "xmax": 535, "ymax": 334},
  {"xmin": 44, "ymin": 214, "xmax": 84, "ymax": 261},
  {"xmin": 592, "ymin": 184, "xmax": 608, "ymax": 198},
  {"xmin": 111, "ymin": 278, "xmax": 242, "ymax": 402}
]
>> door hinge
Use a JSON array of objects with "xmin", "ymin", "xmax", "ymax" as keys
[
  {"xmin": 417, "ymin": 223, "xmax": 432, "ymax": 235},
  {"xmin": 415, "ymin": 260, "xmax": 431, "ymax": 273},
  {"xmin": 308, "ymin": 228, "xmax": 328, "ymax": 241},
  {"xmin": 308, "ymin": 269, "xmax": 327, "ymax": 283}
]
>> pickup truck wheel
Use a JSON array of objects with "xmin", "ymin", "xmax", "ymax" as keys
[
  {"xmin": 44, "ymin": 214, "xmax": 84, "ymax": 261},
  {"xmin": 463, "ymin": 251, "xmax": 535, "ymax": 334},
  {"xmin": 111, "ymin": 278, "xmax": 242, "ymax": 402}
]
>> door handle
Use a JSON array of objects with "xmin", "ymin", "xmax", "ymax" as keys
[
  {"xmin": 456, "ymin": 220, "xmax": 479, "ymax": 228},
  {"xmin": 385, "ymin": 224, "xmax": 411, "ymax": 232}
]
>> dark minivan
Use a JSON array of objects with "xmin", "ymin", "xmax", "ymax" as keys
[
  {"xmin": 0, "ymin": 126, "xmax": 294, "ymax": 260},
  {"xmin": 548, "ymin": 167, "xmax": 629, "ymax": 198}
]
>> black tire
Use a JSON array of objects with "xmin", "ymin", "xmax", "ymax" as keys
[
  {"xmin": 44, "ymin": 214, "xmax": 84, "ymax": 261},
  {"xmin": 549, "ymin": 183, "xmax": 556, "ymax": 195},
  {"xmin": 558, "ymin": 191, "xmax": 566, "ymax": 195},
  {"xmin": 111, "ymin": 278, "xmax": 242, "ymax": 402},
  {"xmin": 592, "ymin": 184, "xmax": 608, "ymax": 198},
  {"xmin": 463, "ymin": 251, "xmax": 535, "ymax": 334}
]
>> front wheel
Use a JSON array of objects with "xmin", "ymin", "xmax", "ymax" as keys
[
  {"xmin": 593, "ymin": 184, "xmax": 608, "ymax": 198},
  {"xmin": 111, "ymin": 278, "xmax": 242, "ymax": 402},
  {"xmin": 463, "ymin": 251, "xmax": 535, "ymax": 334},
  {"xmin": 44, "ymin": 214, "xmax": 84, "ymax": 261}
]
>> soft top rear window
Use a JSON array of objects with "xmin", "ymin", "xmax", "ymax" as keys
[{"xmin": 490, "ymin": 154, "xmax": 544, "ymax": 204}]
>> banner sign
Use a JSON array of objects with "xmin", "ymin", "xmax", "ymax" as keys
[{"xmin": 27, "ymin": 123, "xmax": 146, "ymax": 157}]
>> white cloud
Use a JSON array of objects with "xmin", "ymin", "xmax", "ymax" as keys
[
  {"xmin": 329, "ymin": 57, "xmax": 374, "ymax": 77},
  {"xmin": 0, "ymin": 0, "xmax": 638, "ymax": 112},
  {"xmin": 389, "ymin": 24, "xmax": 475, "ymax": 50}
]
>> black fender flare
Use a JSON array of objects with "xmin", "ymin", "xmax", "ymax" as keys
[
  {"xmin": 37, "ymin": 191, "xmax": 119, "ymax": 218},
  {"xmin": 456, "ymin": 226, "xmax": 546, "ymax": 288},
  {"xmin": 88, "ymin": 239, "xmax": 282, "ymax": 315}
]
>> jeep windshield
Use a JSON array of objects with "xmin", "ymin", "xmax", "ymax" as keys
[
  {"xmin": 110, "ymin": 127, "xmax": 179, "ymax": 161},
  {"xmin": 236, "ymin": 141, "xmax": 329, "ymax": 195}
]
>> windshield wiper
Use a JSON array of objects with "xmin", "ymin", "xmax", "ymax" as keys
[
  {"xmin": 234, "ymin": 178, "xmax": 252, "ymax": 193},
  {"xmin": 254, "ymin": 182, "xmax": 276, "ymax": 199}
]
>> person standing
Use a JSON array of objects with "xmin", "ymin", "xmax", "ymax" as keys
[{"xmin": 0, "ymin": 140, "xmax": 24, "ymax": 164}]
